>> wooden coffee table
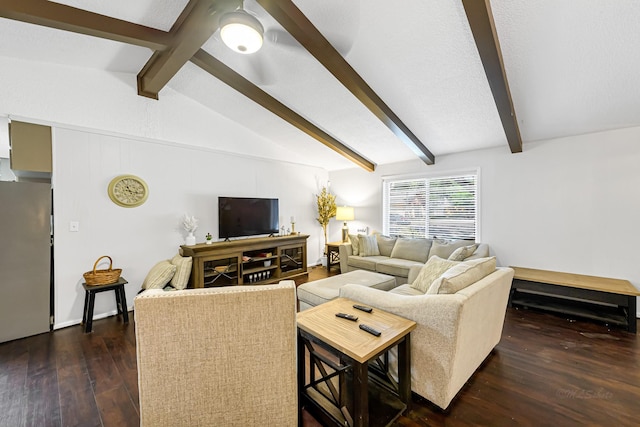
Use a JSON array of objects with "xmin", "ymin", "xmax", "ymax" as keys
[{"xmin": 297, "ymin": 297, "xmax": 416, "ymax": 427}]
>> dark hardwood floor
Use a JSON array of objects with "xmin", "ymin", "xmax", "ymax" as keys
[{"xmin": 1, "ymin": 266, "xmax": 638, "ymax": 426}]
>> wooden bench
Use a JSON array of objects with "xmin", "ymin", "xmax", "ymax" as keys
[{"xmin": 509, "ymin": 267, "xmax": 639, "ymax": 333}]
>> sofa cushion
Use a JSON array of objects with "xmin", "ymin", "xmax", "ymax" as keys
[
  {"xmin": 375, "ymin": 234, "xmax": 397, "ymax": 257},
  {"xmin": 142, "ymin": 260, "xmax": 177, "ymax": 290},
  {"xmin": 447, "ymin": 244, "xmax": 479, "ymax": 261},
  {"xmin": 170, "ymin": 254, "xmax": 193, "ymax": 290},
  {"xmin": 390, "ymin": 238, "xmax": 432, "ymax": 263},
  {"xmin": 297, "ymin": 270, "xmax": 397, "ymax": 308},
  {"xmin": 358, "ymin": 235, "xmax": 380, "ymax": 257},
  {"xmin": 388, "ymin": 284, "xmax": 424, "ymax": 296},
  {"xmin": 376, "ymin": 258, "xmax": 424, "ymax": 278},
  {"xmin": 428, "ymin": 257, "xmax": 497, "ymax": 295},
  {"xmin": 349, "ymin": 234, "xmax": 360, "ymax": 256},
  {"xmin": 347, "ymin": 255, "xmax": 387, "ymax": 271},
  {"xmin": 428, "ymin": 239, "xmax": 472, "ymax": 260},
  {"xmin": 410, "ymin": 256, "xmax": 460, "ymax": 293}
]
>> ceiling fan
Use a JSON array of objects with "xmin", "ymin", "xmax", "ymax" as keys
[{"xmin": 203, "ymin": 0, "xmax": 360, "ymax": 86}]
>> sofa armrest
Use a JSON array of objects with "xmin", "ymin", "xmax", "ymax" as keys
[
  {"xmin": 339, "ymin": 285, "xmax": 463, "ymax": 329},
  {"xmin": 339, "ymin": 243, "xmax": 353, "ymax": 273}
]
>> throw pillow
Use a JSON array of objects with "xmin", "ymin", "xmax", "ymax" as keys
[
  {"xmin": 448, "ymin": 244, "xmax": 479, "ymax": 261},
  {"xmin": 170, "ymin": 254, "xmax": 193, "ymax": 290},
  {"xmin": 375, "ymin": 233, "xmax": 397, "ymax": 257},
  {"xmin": 142, "ymin": 260, "xmax": 177, "ymax": 290},
  {"xmin": 349, "ymin": 233, "xmax": 360, "ymax": 256},
  {"xmin": 390, "ymin": 238, "xmax": 432, "ymax": 263},
  {"xmin": 410, "ymin": 256, "xmax": 460, "ymax": 293},
  {"xmin": 429, "ymin": 239, "xmax": 472, "ymax": 260},
  {"xmin": 428, "ymin": 257, "xmax": 497, "ymax": 295},
  {"xmin": 358, "ymin": 235, "xmax": 380, "ymax": 257}
]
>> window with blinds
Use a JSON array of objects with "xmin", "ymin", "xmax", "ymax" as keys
[{"xmin": 383, "ymin": 172, "xmax": 478, "ymax": 240}]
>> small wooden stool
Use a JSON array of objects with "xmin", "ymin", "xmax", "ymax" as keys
[{"xmin": 81, "ymin": 277, "xmax": 129, "ymax": 333}]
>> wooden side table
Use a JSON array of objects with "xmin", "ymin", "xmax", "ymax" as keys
[
  {"xmin": 81, "ymin": 277, "xmax": 129, "ymax": 333},
  {"xmin": 297, "ymin": 297, "xmax": 416, "ymax": 426},
  {"xmin": 325, "ymin": 241, "xmax": 342, "ymax": 272}
]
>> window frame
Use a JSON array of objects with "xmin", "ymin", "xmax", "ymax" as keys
[{"xmin": 382, "ymin": 168, "xmax": 481, "ymax": 241}]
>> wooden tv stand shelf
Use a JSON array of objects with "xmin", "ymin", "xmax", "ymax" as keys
[
  {"xmin": 180, "ymin": 234, "xmax": 309, "ymax": 288},
  {"xmin": 510, "ymin": 266, "xmax": 639, "ymax": 333}
]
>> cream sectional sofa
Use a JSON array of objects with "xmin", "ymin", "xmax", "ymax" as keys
[
  {"xmin": 339, "ymin": 261, "xmax": 515, "ymax": 409},
  {"xmin": 339, "ymin": 234, "xmax": 490, "ymax": 284}
]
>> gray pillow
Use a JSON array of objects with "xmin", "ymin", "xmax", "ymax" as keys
[
  {"xmin": 375, "ymin": 234, "xmax": 397, "ymax": 257},
  {"xmin": 390, "ymin": 238, "xmax": 432, "ymax": 263},
  {"xmin": 348, "ymin": 234, "xmax": 360, "ymax": 256},
  {"xmin": 448, "ymin": 244, "xmax": 479, "ymax": 261},
  {"xmin": 429, "ymin": 239, "xmax": 472, "ymax": 260},
  {"xmin": 358, "ymin": 235, "xmax": 380, "ymax": 257}
]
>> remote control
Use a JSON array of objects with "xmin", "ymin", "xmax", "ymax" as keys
[
  {"xmin": 359, "ymin": 324, "xmax": 381, "ymax": 336},
  {"xmin": 335, "ymin": 312, "xmax": 358, "ymax": 321},
  {"xmin": 353, "ymin": 304, "xmax": 373, "ymax": 313}
]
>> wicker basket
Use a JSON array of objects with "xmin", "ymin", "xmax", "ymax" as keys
[{"xmin": 83, "ymin": 256, "xmax": 122, "ymax": 285}]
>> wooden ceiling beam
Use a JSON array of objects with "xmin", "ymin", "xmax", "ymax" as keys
[
  {"xmin": 191, "ymin": 49, "xmax": 376, "ymax": 172},
  {"xmin": 0, "ymin": 0, "xmax": 170, "ymax": 51},
  {"xmin": 462, "ymin": 0, "xmax": 523, "ymax": 153},
  {"xmin": 137, "ymin": 0, "xmax": 240, "ymax": 99},
  {"xmin": 255, "ymin": 0, "xmax": 435, "ymax": 165}
]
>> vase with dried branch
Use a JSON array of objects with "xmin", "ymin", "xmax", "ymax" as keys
[
  {"xmin": 182, "ymin": 213, "xmax": 198, "ymax": 245},
  {"xmin": 316, "ymin": 186, "xmax": 336, "ymax": 254}
]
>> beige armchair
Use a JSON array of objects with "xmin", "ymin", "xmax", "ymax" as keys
[
  {"xmin": 339, "ymin": 267, "xmax": 514, "ymax": 409},
  {"xmin": 134, "ymin": 281, "xmax": 298, "ymax": 427}
]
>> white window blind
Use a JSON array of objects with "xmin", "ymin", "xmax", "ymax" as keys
[{"xmin": 383, "ymin": 172, "xmax": 477, "ymax": 240}]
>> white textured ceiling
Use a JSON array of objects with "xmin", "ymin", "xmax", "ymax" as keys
[{"xmin": 1, "ymin": 0, "xmax": 639, "ymax": 171}]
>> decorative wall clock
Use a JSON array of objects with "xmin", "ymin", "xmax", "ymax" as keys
[{"xmin": 107, "ymin": 174, "xmax": 149, "ymax": 208}]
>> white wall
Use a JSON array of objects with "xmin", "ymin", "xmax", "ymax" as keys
[
  {"xmin": 329, "ymin": 127, "xmax": 640, "ymax": 316},
  {"xmin": 0, "ymin": 55, "xmax": 328, "ymax": 328},
  {"xmin": 53, "ymin": 128, "xmax": 327, "ymax": 328}
]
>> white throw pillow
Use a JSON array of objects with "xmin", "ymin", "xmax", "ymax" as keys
[
  {"xmin": 448, "ymin": 244, "xmax": 479, "ymax": 261},
  {"xmin": 358, "ymin": 235, "xmax": 380, "ymax": 257},
  {"xmin": 170, "ymin": 254, "xmax": 193, "ymax": 290},
  {"xmin": 142, "ymin": 260, "xmax": 177, "ymax": 290},
  {"xmin": 410, "ymin": 256, "xmax": 460, "ymax": 293},
  {"xmin": 428, "ymin": 257, "xmax": 496, "ymax": 294}
]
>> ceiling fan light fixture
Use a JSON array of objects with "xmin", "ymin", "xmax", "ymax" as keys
[{"xmin": 220, "ymin": 10, "xmax": 264, "ymax": 54}]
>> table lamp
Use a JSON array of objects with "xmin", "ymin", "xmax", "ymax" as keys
[{"xmin": 335, "ymin": 206, "xmax": 355, "ymax": 243}]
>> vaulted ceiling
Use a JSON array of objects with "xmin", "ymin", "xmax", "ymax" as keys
[{"xmin": 1, "ymin": 0, "xmax": 639, "ymax": 171}]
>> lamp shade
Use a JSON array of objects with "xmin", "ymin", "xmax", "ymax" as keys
[
  {"xmin": 220, "ymin": 10, "xmax": 264, "ymax": 54},
  {"xmin": 336, "ymin": 206, "xmax": 354, "ymax": 221}
]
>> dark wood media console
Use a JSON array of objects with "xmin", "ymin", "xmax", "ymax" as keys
[
  {"xmin": 180, "ymin": 234, "xmax": 309, "ymax": 288},
  {"xmin": 510, "ymin": 266, "xmax": 639, "ymax": 333}
]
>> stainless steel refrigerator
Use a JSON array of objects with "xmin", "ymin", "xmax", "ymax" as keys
[{"xmin": 0, "ymin": 181, "xmax": 52, "ymax": 343}]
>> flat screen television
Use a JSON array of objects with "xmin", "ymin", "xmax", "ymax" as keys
[{"xmin": 218, "ymin": 196, "xmax": 279, "ymax": 239}]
